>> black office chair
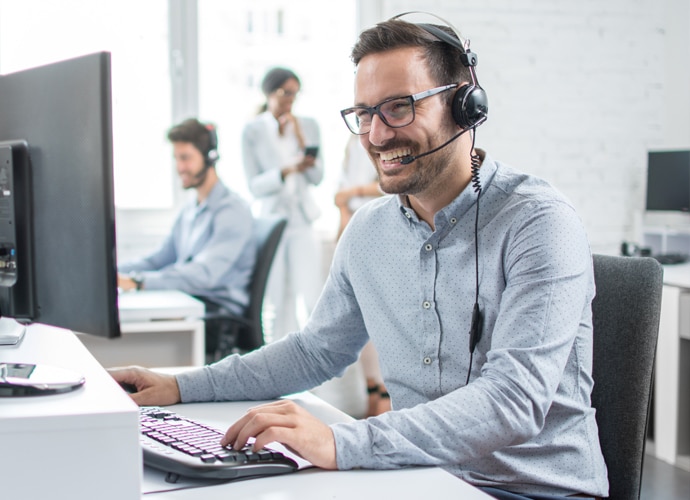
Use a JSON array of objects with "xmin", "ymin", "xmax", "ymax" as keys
[
  {"xmin": 206, "ymin": 216, "xmax": 287, "ymax": 361},
  {"xmin": 590, "ymin": 254, "xmax": 663, "ymax": 500}
]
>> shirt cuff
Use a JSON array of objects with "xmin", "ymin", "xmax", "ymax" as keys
[
  {"xmin": 331, "ymin": 419, "xmax": 377, "ymax": 470},
  {"xmin": 176, "ymin": 368, "xmax": 217, "ymax": 403}
]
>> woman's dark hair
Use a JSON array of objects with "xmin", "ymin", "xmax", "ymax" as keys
[
  {"xmin": 257, "ymin": 67, "xmax": 301, "ymax": 114},
  {"xmin": 261, "ymin": 67, "xmax": 300, "ymax": 95}
]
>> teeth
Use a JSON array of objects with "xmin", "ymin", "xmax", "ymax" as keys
[{"xmin": 380, "ymin": 148, "xmax": 411, "ymax": 161}]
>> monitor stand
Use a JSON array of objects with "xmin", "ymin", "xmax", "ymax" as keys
[{"xmin": 0, "ymin": 316, "xmax": 26, "ymax": 345}]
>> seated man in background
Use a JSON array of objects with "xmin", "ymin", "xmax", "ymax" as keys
[{"xmin": 118, "ymin": 118, "xmax": 256, "ymax": 355}]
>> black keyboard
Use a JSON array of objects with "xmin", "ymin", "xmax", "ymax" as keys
[{"xmin": 139, "ymin": 406, "xmax": 298, "ymax": 482}]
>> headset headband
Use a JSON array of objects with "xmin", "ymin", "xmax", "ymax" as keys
[{"xmin": 390, "ymin": 11, "xmax": 468, "ymax": 49}]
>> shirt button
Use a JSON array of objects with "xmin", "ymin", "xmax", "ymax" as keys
[
  {"xmin": 450, "ymin": 217, "xmax": 457, "ymax": 224},
  {"xmin": 423, "ymin": 357, "xmax": 432, "ymax": 365},
  {"xmin": 422, "ymin": 301, "xmax": 431, "ymax": 309},
  {"xmin": 424, "ymin": 243, "xmax": 433, "ymax": 251}
]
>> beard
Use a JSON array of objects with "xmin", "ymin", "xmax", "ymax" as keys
[
  {"xmin": 371, "ymin": 130, "xmax": 457, "ymax": 196},
  {"xmin": 182, "ymin": 165, "xmax": 209, "ymax": 190}
]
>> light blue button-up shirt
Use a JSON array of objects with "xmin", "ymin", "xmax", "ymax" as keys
[
  {"xmin": 176, "ymin": 153, "xmax": 608, "ymax": 497},
  {"xmin": 119, "ymin": 181, "xmax": 256, "ymax": 314}
]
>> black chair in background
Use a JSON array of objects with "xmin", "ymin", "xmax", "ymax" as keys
[
  {"xmin": 205, "ymin": 216, "xmax": 287, "ymax": 362},
  {"xmin": 590, "ymin": 254, "xmax": 663, "ymax": 500}
]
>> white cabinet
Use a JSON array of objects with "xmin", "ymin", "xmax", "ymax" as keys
[
  {"xmin": 0, "ymin": 324, "xmax": 141, "ymax": 499},
  {"xmin": 652, "ymin": 268, "xmax": 690, "ymax": 472}
]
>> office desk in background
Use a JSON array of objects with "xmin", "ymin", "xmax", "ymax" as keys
[{"xmin": 77, "ymin": 290, "xmax": 206, "ymax": 368}]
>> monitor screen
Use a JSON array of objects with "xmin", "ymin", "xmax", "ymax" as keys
[
  {"xmin": 646, "ymin": 150, "xmax": 690, "ymax": 212},
  {"xmin": 0, "ymin": 52, "xmax": 120, "ymax": 339}
]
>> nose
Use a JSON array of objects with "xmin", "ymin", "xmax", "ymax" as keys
[{"xmin": 367, "ymin": 113, "xmax": 394, "ymax": 146}]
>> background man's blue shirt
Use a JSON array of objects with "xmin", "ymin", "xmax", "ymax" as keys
[{"xmin": 119, "ymin": 181, "xmax": 256, "ymax": 314}]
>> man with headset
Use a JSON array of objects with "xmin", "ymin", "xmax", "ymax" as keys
[
  {"xmin": 111, "ymin": 17, "xmax": 606, "ymax": 500},
  {"xmin": 118, "ymin": 118, "xmax": 256, "ymax": 354}
]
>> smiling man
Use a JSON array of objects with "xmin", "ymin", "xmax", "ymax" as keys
[
  {"xmin": 117, "ymin": 118, "xmax": 256, "ymax": 355},
  {"xmin": 110, "ymin": 17, "xmax": 606, "ymax": 500}
]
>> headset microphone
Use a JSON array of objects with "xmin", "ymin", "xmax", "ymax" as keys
[
  {"xmin": 399, "ymin": 115, "xmax": 486, "ymax": 165},
  {"xmin": 193, "ymin": 165, "xmax": 210, "ymax": 180}
]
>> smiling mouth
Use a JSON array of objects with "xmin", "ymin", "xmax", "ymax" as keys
[{"xmin": 379, "ymin": 147, "xmax": 412, "ymax": 165}]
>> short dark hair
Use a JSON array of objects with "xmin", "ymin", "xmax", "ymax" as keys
[
  {"xmin": 167, "ymin": 118, "xmax": 214, "ymax": 158},
  {"xmin": 351, "ymin": 19, "xmax": 472, "ymax": 101}
]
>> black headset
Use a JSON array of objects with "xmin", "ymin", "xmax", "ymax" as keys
[
  {"xmin": 391, "ymin": 12, "xmax": 489, "ymax": 130},
  {"xmin": 204, "ymin": 123, "xmax": 219, "ymax": 167}
]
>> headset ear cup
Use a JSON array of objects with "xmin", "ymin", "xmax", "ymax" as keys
[
  {"xmin": 452, "ymin": 84, "xmax": 489, "ymax": 128},
  {"xmin": 206, "ymin": 149, "xmax": 219, "ymax": 167},
  {"xmin": 205, "ymin": 124, "xmax": 219, "ymax": 167}
]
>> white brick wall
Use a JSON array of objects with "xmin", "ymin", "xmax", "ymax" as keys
[{"xmin": 366, "ymin": 0, "xmax": 678, "ymax": 254}]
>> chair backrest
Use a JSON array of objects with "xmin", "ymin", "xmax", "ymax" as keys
[
  {"xmin": 590, "ymin": 254, "xmax": 663, "ymax": 500},
  {"xmin": 235, "ymin": 216, "xmax": 287, "ymax": 351}
]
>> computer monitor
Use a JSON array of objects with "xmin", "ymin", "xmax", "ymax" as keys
[
  {"xmin": 645, "ymin": 150, "xmax": 690, "ymax": 213},
  {"xmin": 0, "ymin": 52, "xmax": 120, "ymax": 343}
]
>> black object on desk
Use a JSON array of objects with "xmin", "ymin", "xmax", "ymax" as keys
[
  {"xmin": 139, "ymin": 406, "xmax": 298, "ymax": 482},
  {"xmin": 652, "ymin": 253, "xmax": 689, "ymax": 265}
]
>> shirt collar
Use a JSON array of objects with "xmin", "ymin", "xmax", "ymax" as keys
[
  {"xmin": 396, "ymin": 149, "xmax": 497, "ymax": 228},
  {"xmin": 195, "ymin": 180, "xmax": 228, "ymax": 213},
  {"xmin": 259, "ymin": 110, "xmax": 280, "ymax": 132}
]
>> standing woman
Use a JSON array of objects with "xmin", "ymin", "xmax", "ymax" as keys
[{"xmin": 242, "ymin": 67, "xmax": 324, "ymax": 341}]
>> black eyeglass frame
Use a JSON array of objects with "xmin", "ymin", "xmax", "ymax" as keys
[{"xmin": 340, "ymin": 84, "xmax": 458, "ymax": 135}]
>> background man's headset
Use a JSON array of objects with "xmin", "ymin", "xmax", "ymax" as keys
[
  {"xmin": 204, "ymin": 123, "xmax": 219, "ymax": 168},
  {"xmin": 391, "ymin": 12, "xmax": 488, "ymax": 383},
  {"xmin": 191, "ymin": 123, "xmax": 219, "ymax": 182}
]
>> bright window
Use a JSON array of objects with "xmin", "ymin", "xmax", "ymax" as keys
[
  {"xmin": 197, "ymin": 0, "xmax": 358, "ymax": 233},
  {"xmin": 0, "ymin": 0, "xmax": 359, "ymax": 227},
  {"xmin": 0, "ymin": 0, "xmax": 173, "ymax": 209}
]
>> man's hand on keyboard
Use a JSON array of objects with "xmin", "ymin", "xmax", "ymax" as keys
[
  {"xmin": 108, "ymin": 365, "xmax": 181, "ymax": 406},
  {"xmin": 221, "ymin": 399, "xmax": 337, "ymax": 470}
]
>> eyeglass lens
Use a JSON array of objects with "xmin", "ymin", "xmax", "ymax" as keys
[{"xmin": 345, "ymin": 97, "xmax": 414, "ymax": 134}]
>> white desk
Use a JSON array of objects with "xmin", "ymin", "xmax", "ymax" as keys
[
  {"xmin": 77, "ymin": 290, "xmax": 206, "ymax": 368},
  {"xmin": 142, "ymin": 392, "xmax": 492, "ymax": 499},
  {"xmin": 0, "ymin": 324, "xmax": 141, "ymax": 499},
  {"xmin": 653, "ymin": 262, "xmax": 690, "ymax": 471},
  {"xmin": 1, "ymin": 327, "xmax": 491, "ymax": 500}
]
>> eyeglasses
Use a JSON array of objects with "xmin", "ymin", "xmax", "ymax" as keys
[
  {"xmin": 340, "ymin": 84, "xmax": 457, "ymax": 135},
  {"xmin": 273, "ymin": 88, "xmax": 299, "ymax": 99}
]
